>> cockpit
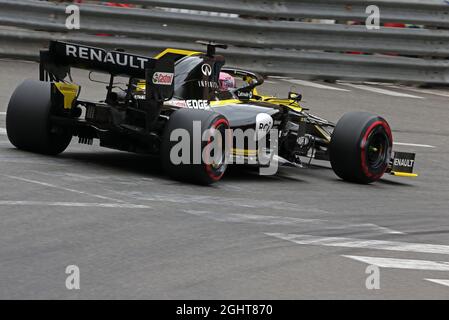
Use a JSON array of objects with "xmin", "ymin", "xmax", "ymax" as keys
[
  {"xmin": 172, "ymin": 55, "xmax": 223, "ymax": 100},
  {"xmin": 171, "ymin": 53, "xmax": 264, "ymax": 102}
]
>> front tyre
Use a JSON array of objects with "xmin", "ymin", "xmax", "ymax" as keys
[
  {"xmin": 330, "ymin": 111, "xmax": 392, "ymax": 184},
  {"xmin": 6, "ymin": 79, "xmax": 72, "ymax": 155}
]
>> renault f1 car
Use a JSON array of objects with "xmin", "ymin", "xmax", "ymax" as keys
[{"xmin": 6, "ymin": 41, "xmax": 417, "ymax": 184}]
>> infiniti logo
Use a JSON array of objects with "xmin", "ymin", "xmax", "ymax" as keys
[{"xmin": 201, "ymin": 64, "xmax": 212, "ymax": 76}]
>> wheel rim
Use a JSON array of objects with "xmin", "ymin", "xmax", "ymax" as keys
[
  {"xmin": 366, "ymin": 128, "xmax": 390, "ymax": 170},
  {"xmin": 204, "ymin": 119, "xmax": 229, "ymax": 181},
  {"xmin": 361, "ymin": 120, "xmax": 392, "ymax": 180}
]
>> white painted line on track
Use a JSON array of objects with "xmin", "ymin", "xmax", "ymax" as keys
[
  {"xmin": 359, "ymin": 224, "xmax": 404, "ymax": 235},
  {"xmin": 0, "ymin": 200, "xmax": 150, "ymax": 209},
  {"xmin": 112, "ymin": 191, "xmax": 329, "ymax": 213},
  {"xmin": 0, "ymin": 128, "xmax": 6, "ymax": 135},
  {"xmin": 425, "ymin": 279, "xmax": 449, "ymax": 288},
  {"xmin": 187, "ymin": 210, "xmax": 403, "ymax": 235},
  {"xmin": 0, "ymin": 112, "xmax": 6, "ymax": 116},
  {"xmin": 394, "ymin": 142, "xmax": 436, "ymax": 148},
  {"xmin": 343, "ymin": 256, "xmax": 449, "ymax": 272},
  {"xmin": 285, "ymin": 79, "xmax": 350, "ymax": 92},
  {"xmin": 266, "ymin": 233, "xmax": 449, "ymax": 255},
  {"xmin": 268, "ymin": 76, "xmax": 292, "ymax": 80},
  {"xmin": 2, "ymin": 174, "xmax": 129, "ymax": 204},
  {"xmin": 340, "ymin": 83, "xmax": 424, "ymax": 99},
  {"xmin": 389, "ymin": 86, "xmax": 449, "ymax": 98},
  {"xmin": 186, "ymin": 210, "xmax": 323, "ymax": 225}
]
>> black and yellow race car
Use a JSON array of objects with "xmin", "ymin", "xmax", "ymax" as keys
[{"xmin": 6, "ymin": 41, "xmax": 417, "ymax": 184}]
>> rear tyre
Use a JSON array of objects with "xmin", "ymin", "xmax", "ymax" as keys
[
  {"xmin": 161, "ymin": 109, "xmax": 230, "ymax": 185},
  {"xmin": 6, "ymin": 79, "xmax": 72, "ymax": 155},
  {"xmin": 330, "ymin": 111, "xmax": 392, "ymax": 184}
]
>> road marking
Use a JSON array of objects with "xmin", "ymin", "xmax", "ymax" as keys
[
  {"xmin": 266, "ymin": 233, "xmax": 449, "ymax": 255},
  {"xmin": 285, "ymin": 79, "xmax": 350, "ymax": 92},
  {"xmin": 186, "ymin": 210, "xmax": 403, "ymax": 234},
  {"xmin": 0, "ymin": 112, "xmax": 6, "ymax": 116},
  {"xmin": 0, "ymin": 200, "xmax": 150, "ymax": 209},
  {"xmin": 340, "ymin": 83, "xmax": 424, "ymax": 99},
  {"xmin": 185, "ymin": 210, "xmax": 323, "ymax": 225},
  {"xmin": 3, "ymin": 174, "xmax": 128, "ymax": 204},
  {"xmin": 362, "ymin": 224, "xmax": 404, "ymax": 235},
  {"xmin": 425, "ymin": 279, "xmax": 449, "ymax": 288},
  {"xmin": 112, "ymin": 191, "xmax": 329, "ymax": 213},
  {"xmin": 0, "ymin": 128, "xmax": 6, "ymax": 135},
  {"xmin": 268, "ymin": 76, "xmax": 291, "ymax": 80},
  {"xmin": 389, "ymin": 85, "xmax": 449, "ymax": 98},
  {"xmin": 343, "ymin": 255, "xmax": 449, "ymax": 271},
  {"xmin": 394, "ymin": 142, "xmax": 435, "ymax": 148}
]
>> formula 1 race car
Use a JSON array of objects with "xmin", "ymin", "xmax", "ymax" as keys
[{"xmin": 6, "ymin": 41, "xmax": 417, "ymax": 184}]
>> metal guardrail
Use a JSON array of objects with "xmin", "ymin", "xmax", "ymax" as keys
[
  {"xmin": 0, "ymin": 0, "xmax": 448, "ymax": 84},
  {"xmin": 2, "ymin": 1, "xmax": 449, "ymax": 56},
  {"xmin": 122, "ymin": 0, "xmax": 449, "ymax": 27},
  {"xmin": 2, "ymin": 28, "xmax": 448, "ymax": 85}
]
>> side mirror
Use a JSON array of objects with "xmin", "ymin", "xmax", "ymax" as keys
[{"xmin": 288, "ymin": 91, "xmax": 302, "ymax": 102}]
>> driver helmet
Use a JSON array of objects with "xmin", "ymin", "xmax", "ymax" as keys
[{"xmin": 219, "ymin": 72, "xmax": 236, "ymax": 91}]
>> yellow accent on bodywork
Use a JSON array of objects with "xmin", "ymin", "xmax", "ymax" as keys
[
  {"xmin": 210, "ymin": 99, "xmax": 243, "ymax": 107},
  {"xmin": 315, "ymin": 125, "xmax": 331, "ymax": 141},
  {"xmin": 211, "ymin": 96, "xmax": 302, "ymax": 111},
  {"xmin": 232, "ymin": 148, "xmax": 257, "ymax": 156},
  {"xmin": 391, "ymin": 172, "xmax": 419, "ymax": 178},
  {"xmin": 54, "ymin": 83, "xmax": 80, "ymax": 110},
  {"xmin": 155, "ymin": 48, "xmax": 201, "ymax": 59},
  {"xmin": 136, "ymin": 80, "xmax": 146, "ymax": 92},
  {"xmin": 259, "ymin": 96, "xmax": 303, "ymax": 112}
]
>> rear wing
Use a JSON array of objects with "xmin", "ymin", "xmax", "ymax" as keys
[{"xmin": 40, "ymin": 41, "xmax": 174, "ymax": 101}]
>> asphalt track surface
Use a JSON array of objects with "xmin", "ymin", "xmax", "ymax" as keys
[{"xmin": 1, "ymin": 59, "xmax": 449, "ymax": 299}]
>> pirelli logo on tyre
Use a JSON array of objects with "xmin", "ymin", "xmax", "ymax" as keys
[{"xmin": 152, "ymin": 72, "xmax": 174, "ymax": 86}]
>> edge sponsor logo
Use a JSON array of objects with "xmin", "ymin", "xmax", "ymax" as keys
[
  {"xmin": 65, "ymin": 44, "xmax": 150, "ymax": 70},
  {"xmin": 166, "ymin": 100, "xmax": 211, "ymax": 110},
  {"xmin": 152, "ymin": 72, "xmax": 174, "ymax": 85},
  {"xmin": 186, "ymin": 100, "xmax": 210, "ymax": 110}
]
